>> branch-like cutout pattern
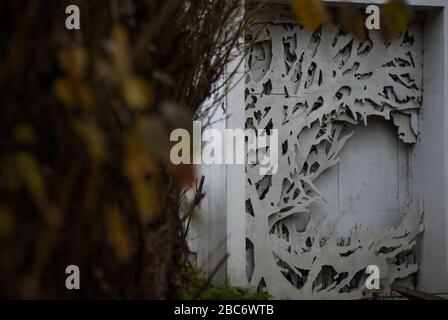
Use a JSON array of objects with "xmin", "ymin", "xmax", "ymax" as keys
[{"xmin": 245, "ymin": 10, "xmax": 423, "ymax": 299}]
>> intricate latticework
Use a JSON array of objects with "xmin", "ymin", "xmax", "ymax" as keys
[{"xmin": 245, "ymin": 9, "xmax": 423, "ymax": 299}]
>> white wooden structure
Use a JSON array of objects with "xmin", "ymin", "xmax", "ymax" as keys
[{"xmin": 188, "ymin": 0, "xmax": 448, "ymax": 299}]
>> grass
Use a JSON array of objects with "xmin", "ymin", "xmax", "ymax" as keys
[{"xmin": 177, "ymin": 261, "xmax": 270, "ymax": 300}]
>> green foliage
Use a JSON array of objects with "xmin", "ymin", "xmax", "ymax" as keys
[{"xmin": 177, "ymin": 262, "xmax": 269, "ymax": 300}]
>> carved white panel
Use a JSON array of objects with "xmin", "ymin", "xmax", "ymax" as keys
[{"xmin": 245, "ymin": 9, "xmax": 424, "ymax": 299}]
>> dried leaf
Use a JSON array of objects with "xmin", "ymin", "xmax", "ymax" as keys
[
  {"xmin": 132, "ymin": 179, "xmax": 160, "ymax": 223},
  {"xmin": 291, "ymin": 0, "xmax": 329, "ymax": 32},
  {"xmin": 122, "ymin": 76, "xmax": 154, "ymax": 111},
  {"xmin": 106, "ymin": 207, "xmax": 131, "ymax": 261},
  {"xmin": 73, "ymin": 121, "xmax": 106, "ymax": 161},
  {"xmin": 125, "ymin": 139, "xmax": 157, "ymax": 180},
  {"xmin": 59, "ymin": 46, "xmax": 88, "ymax": 80},
  {"xmin": 338, "ymin": 5, "xmax": 365, "ymax": 40},
  {"xmin": 13, "ymin": 156, "xmax": 59, "ymax": 227},
  {"xmin": 95, "ymin": 57, "xmax": 117, "ymax": 82},
  {"xmin": 15, "ymin": 152, "xmax": 46, "ymax": 207},
  {"xmin": 53, "ymin": 78, "xmax": 75, "ymax": 107},
  {"xmin": 112, "ymin": 26, "xmax": 131, "ymax": 78},
  {"xmin": 382, "ymin": 0, "xmax": 410, "ymax": 39}
]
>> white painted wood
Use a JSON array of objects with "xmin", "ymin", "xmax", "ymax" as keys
[
  {"xmin": 243, "ymin": 4, "xmax": 423, "ymax": 298},
  {"xmin": 338, "ymin": 118, "xmax": 403, "ymax": 214},
  {"xmin": 313, "ymin": 117, "xmax": 409, "ymax": 236},
  {"xmin": 412, "ymin": 6, "xmax": 448, "ymax": 293},
  {"xmin": 190, "ymin": 118, "xmax": 228, "ymax": 282},
  {"xmin": 225, "ymin": 58, "xmax": 248, "ymax": 287},
  {"xmin": 191, "ymin": 2, "xmax": 247, "ymax": 284},
  {"xmin": 195, "ymin": 0, "xmax": 448, "ymax": 297}
]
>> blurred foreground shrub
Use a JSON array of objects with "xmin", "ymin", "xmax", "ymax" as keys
[{"xmin": 0, "ymin": 0, "xmax": 251, "ymax": 299}]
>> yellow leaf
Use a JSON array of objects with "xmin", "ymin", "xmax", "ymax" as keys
[
  {"xmin": 95, "ymin": 57, "xmax": 117, "ymax": 82},
  {"xmin": 53, "ymin": 78, "xmax": 75, "ymax": 107},
  {"xmin": 106, "ymin": 207, "xmax": 131, "ymax": 261},
  {"xmin": 338, "ymin": 6, "xmax": 365, "ymax": 40},
  {"xmin": 73, "ymin": 121, "xmax": 106, "ymax": 161},
  {"xmin": 125, "ymin": 139, "xmax": 157, "ymax": 180},
  {"xmin": 122, "ymin": 76, "xmax": 154, "ymax": 111},
  {"xmin": 15, "ymin": 152, "xmax": 46, "ymax": 207},
  {"xmin": 382, "ymin": 0, "xmax": 410, "ymax": 39},
  {"xmin": 14, "ymin": 153, "xmax": 59, "ymax": 227},
  {"xmin": 132, "ymin": 179, "xmax": 160, "ymax": 223},
  {"xmin": 291, "ymin": 0, "xmax": 329, "ymax": 32},
  {"xmin": 59, "ymin": 46, "xmax": 88, "ymax": 80},
  {"xmin": 112, "ymin": 26, "xmax": 131, "ymax": 78}
]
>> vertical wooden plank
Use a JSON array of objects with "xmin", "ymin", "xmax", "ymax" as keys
[
  {"xmin": 206, "ymin": 113, "xmax": 228, "ymax": 282},
  {"xmin": 193, "ymin": 165, "xmax": 210, "ymax": 271},
  {"xmin": 226, "ymin": 69, "xmax": 248, "ymax": 286},
  {"xmin": 224, "ymin": 10, "xmax": 248, "ymax": 282},
  {"xmin": 413, "ymin": 7, "xmax": 448, "ymax": 292}
]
